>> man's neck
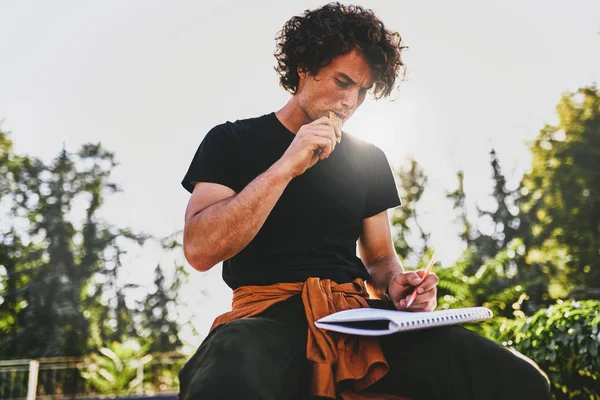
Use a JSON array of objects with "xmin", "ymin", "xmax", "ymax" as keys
[{"xmin": 275, "ymin": 97, "xmax": 311, "ymax": 135}]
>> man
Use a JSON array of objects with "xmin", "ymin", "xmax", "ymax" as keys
[{"xmin": 178, "ymin": 3, "xmax": 551, "ymax": 399}]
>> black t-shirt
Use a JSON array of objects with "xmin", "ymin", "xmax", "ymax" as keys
[{"xmin": 182, "ymin": 112, "xmax": 401, "ymax": 290}]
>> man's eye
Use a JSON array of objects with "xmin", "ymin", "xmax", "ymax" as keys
[{"xmin": 336, "ymin": 80, "xmax": 350, "ymax": 88}]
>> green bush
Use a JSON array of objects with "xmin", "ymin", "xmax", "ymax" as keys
[
  {"xmin": 495, "ymin": 299, "xmax": 600, "ymax": 399},
  {"xmin": 81, "ymin": 341, "xmax": 143, "ymax": 395}
]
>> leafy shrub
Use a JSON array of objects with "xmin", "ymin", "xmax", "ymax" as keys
[{"xmin": 495, "ymin": 299, "xmax": 600, "ymax": 399}]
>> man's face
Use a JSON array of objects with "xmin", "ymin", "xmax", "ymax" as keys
[{"xmin": 296, "ymin": 49, "xmax": 374, "ymax": 124}]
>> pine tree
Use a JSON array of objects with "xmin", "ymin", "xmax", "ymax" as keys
[
  {"xmin": 0, "ymin": 136, "xmax": 147, "ymax": 357},
  {"xmin": 390, "ymin": 158, "xmax": 430, "ymax": 263},
  {"xmin": 446, "ymin": 170, "xmax": 473, "ymax": 245},
  {"xmin": 459, "ymin": 149, "xmax": 524, "ymax": 277},
  {"xmin": 138, "ymin": 264, "xmax": 182, "ymax": 354},
  {"xmin": 519, "ymin": 85, "xmax": 600, "ymax": 296}
]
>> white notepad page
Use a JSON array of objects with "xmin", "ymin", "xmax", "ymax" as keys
[{"xmin": 315, "ymin": 307, "xmax": 493, "ymax": 336}]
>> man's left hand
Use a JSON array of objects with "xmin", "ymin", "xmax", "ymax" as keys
[{"xmin": 387, "ymin": 270, "xmax": 439, "ymax": 312}]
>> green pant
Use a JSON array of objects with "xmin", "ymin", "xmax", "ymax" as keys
[{"xmin": 178, "ymin": 295, "xmax": 551, "ymax": 400}]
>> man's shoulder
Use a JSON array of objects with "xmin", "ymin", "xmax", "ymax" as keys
[
  {"xmin": 341, "ymin": 131, "xmax": 382, "ymax": 157},
  {"xmin": 209, "ymin": 113, "xmax": 273, "ymax": 138},
  {"xmin": 343, "ymin": 131, "xmax": 371, "ymax": 147}
]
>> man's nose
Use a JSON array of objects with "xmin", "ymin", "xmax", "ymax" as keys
[{"xmin": 341, "ymin": 89, "xmax": 360, "ymax": 111}]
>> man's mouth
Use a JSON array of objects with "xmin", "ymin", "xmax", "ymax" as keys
[{"xmin": 329, "ymin": 111, "xmax": 347, "ymax": 121}]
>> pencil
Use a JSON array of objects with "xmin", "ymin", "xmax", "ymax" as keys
[{"xmin": 405, "ymin": 251, "xmax": 437, "ymax": 308}]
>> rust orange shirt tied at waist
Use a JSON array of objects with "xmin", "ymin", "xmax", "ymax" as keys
[{"xmin": 210, "ymin": 277, "xmax": 407, "ymax": 400}]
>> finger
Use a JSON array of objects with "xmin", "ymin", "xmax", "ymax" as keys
[
  {"xmin": 414, "ymin": 273, "xmax": 439, "ymax": 294},
  {"xmin": 399, "ymin": 284, "xmax": 436, "ymax": 308},
  {"xmin": 312, "ymin": 124, "xmax": 340, "ymax": 147},
  {"xmin": 328, "ymin": 119, "xmax": 342, "ymax": 142},
  {"xmin": 313, "ymin": 117, "xmax": 342, "ymax": 142},
  {"xmin": 392, "ymin": 271, "xmax": 423, "ymax": 288},
  {"xmin": 408, "ymin": 286, "xmax": 436, "ymax": 303},
  {"xmin": 389, "ymin": 273, "xmax": 422, "ymax": 303},
  {"xmin": 415, "ymin": 270, "xmax": 438, "ymax": 281},
  {"xmin": 311, "ymin": 128, "xmax": 337, "ymax": 152},
  {"xmin": 414, "ymin": 286, "xmax": 437, "ymax": 300},
  {"xmin": 407, "ymin": 285, "xmax": 436, "ymax": 301},
  {"xmin": 411, "ymin": 293, "xmax": 437, "ymax": 310},
  {"xmin": 408, "ymin": 298, "xmax": 437, "ymax": 312},
  {"xmin": 313, "ymin": 137, "xmax": 334, "ymax": 159},
  {"xmin": 396, "ymin": 295, "xmax": 432, "ymax": 311}
]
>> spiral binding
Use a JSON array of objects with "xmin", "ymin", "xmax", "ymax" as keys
[{"xmin": 397, "ymin": 309, "xmax": 490, "ymax": 329}]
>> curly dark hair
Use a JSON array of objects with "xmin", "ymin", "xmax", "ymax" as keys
[{"xmin": 274, "ymin": 2, "xmax": 407, "ymax": 99}]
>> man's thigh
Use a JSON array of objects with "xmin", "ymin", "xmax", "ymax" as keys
[
  {"xmin": 179, "ymin": 297, "xmax": 309, "ymax": 400},
  {"xmin": 370, "ymin": 326, "xmax": 550, "ymax": 400}
]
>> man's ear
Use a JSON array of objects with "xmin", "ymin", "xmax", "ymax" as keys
[
  {"xmin": 296, "ymin": 68, "xmax": 309, "ymax": 94},
  {"xmin": 297, "ymin": 67, "xmax": 307, "ymax": 81}
]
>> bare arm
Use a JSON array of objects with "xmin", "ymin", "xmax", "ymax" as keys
[
  {"xmin": 358, "ymin": 210, "xmax": 405, "ymax": 297},
  {"xmin": 184, "ymin": 116, "xmax": 341, "ymax": 271},
  {"xmin": 184, "ymin": 164, "xmax": 292, "ymax": 271},
  {"xmin": 358, "ymin": 210, "xmax": 438, "ymax": 311}
]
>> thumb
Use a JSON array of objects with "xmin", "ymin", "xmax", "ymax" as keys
[
  {"xmin": 415, "ymin": 270, "xmax": 428, "ymax": 279},
  {"xmin": 391, "ymin": 271, "xmax": 423, "ymax": 290}
]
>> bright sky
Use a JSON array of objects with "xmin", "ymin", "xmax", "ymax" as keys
[{"xmin": 1, "ymin": 1, "xmax": 599, "ymax": 348}]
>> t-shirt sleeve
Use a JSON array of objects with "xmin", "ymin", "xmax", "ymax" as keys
[
  {"xmin": 362, "ymin": 146, "xmax": 402, "ymax": 218},
  {"xmin": 181, "ymin": 124, "xmax": 241, "ymax": 194}
]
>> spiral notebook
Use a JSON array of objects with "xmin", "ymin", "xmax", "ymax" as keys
[{"xmin": 315, "ymin": 307, "xmax": 493, "ymax": 336}]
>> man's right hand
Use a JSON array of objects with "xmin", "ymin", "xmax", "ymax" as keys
[
  {"xmin": 387, "ymin": 270, "xmax": 439, "ymax": 312},
  {"xmin": 276, "ymin": 116, "xmax": 341, "ymax": 178}
]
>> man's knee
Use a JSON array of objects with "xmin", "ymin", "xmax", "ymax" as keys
[
  {"xmin": 179, "ymin": 318, "xmax": 307, "ymax": 400},
  {"xmin": 180, "ymin": 361, "xmax": 262, "ymax": 400},
  {"xmin": 507, "ymin": 348, "xmax": 552, "ymax": 398},
  {"xmin": 179, "ymin": 336, "xmax": 263, "ymax": 400},
  {"xmin": 445, "ymin": 327, "xmax": 552, "ymax": 398}
]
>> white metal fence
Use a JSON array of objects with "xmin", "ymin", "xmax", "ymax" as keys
[{"xmin": 0, "ymin": 354, "xmax": 186, "ymax": 400}]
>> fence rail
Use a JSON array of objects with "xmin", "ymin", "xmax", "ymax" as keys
[{"xmin": 0, "ymin": 354, "xmax": 187, "ymax": 400}]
